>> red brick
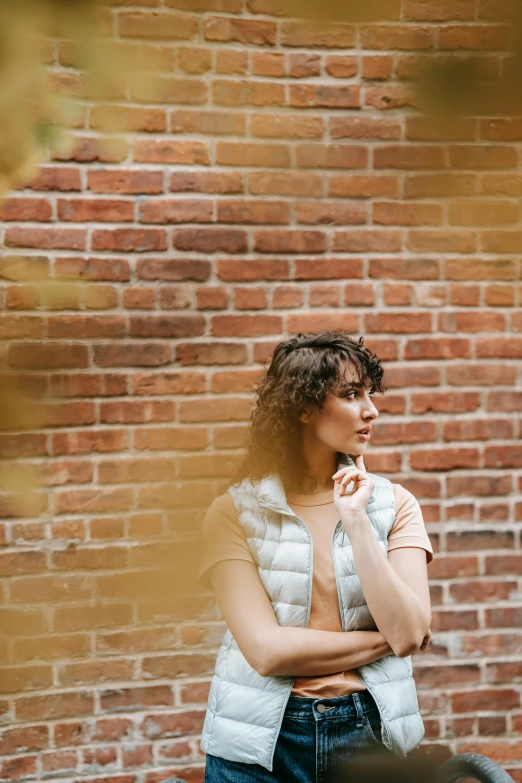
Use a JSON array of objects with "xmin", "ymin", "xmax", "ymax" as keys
[
  {"xmin": 294, "ymin": 258, "xmax": 363, "ymax": 280},
  {"xmin": 287, "ymin": 312, "xmax": 359, "ymax": 334},
  {"xmin": 57, "ymin": 198, "xmax": 133, "ymax": 223},
  {"xmin": 92, "ymin": 228, "xmax": 167, "ymax": 253},
  {"xmin": 0, "ymin": 756, "xmax": 37, "ymax": 780},
  {"xmin": 449, "ymin": 144, "xmax": 516, "ymax": 169},
  {"xmin": 53, "ymin": 135, "xmax": 129, "ymax": 164},
  {"xmin": 343, "ymin": 283, "xmax": 376, "ymax": 306},
  {"xmin": 254, "ymin": 229, "xmax": 327, "ymax": 253},
  {"xmin": 295, "ymin": 202, "xmax": 367, "ymax": 225},
  {"xmin": 204, "ymin": 16, "xmax": 276, "ymax": 44},
  {"xmin": 407, "ymin": 229, "xmax": 476, "ymax": 253},
  {"xmin": 330, "ymin": 116, "xmax": 400, "ymax": 139},
  {"xmin": 217, "ymin": 199, "xmax": 290, "ymax": 224},
  {"xmin": 170, "ymin": 170, "xmax": 243, "ymax": 194},
  {"xmin": 310, "ymin": 283, "xmax": 341, "ymax": 308},
  {"xmin": 7, "ymin": 343, "xmax": 88, "ymax": 370},
  {"xmin": 27, "ymin": 166, "xmax": 81, "ymax": 192},
  {"xmin": 440, "ymin": 312, "xmax": 506, "ymax": 334},
  {"xmin": 248, "ymin": 171, "xmax": 323, "ymax": 197},
  {"xmin": 1, "ymin": 197, "xmax": 52, "ymax": 222},
  {"xmin": 484, "ymin": 285, "xmax": 515, "ymax": 305},
  {"xmin": 171, "ymin": 109, "xmax": 245, "ymax": 136},
  {"xmin": 272, "ymin": 285, "xmax": 304, "ymax": 308},
  {"xmin": 174, "ymin": 227, "xmax": 247, "ymax": 253},
  {"xmin": 373, "ymin": 201, "xmax": 442, "ymax": 225},
  {"xmin": 453, "ymin": 689, "xmax": 519, "ymax": 713},
  {"xmin": 289, "ymin": 84, "xmax": 360, "ymax": 109},
  {"xmin": 405, "ymin": 338, "xmax": 470, "ymax": 360},
  {"xmin": 100, "ymin": 400, "xmax": 174, "ymax": 423},
  {"xmin": 139, "ymin": 198, "xmax": 212, "ymax": 224},
  {"xmin": 179, "ymin": 398, "xmax": 253, "ymax": 422},
  {"xmin": 137, "ymin": 258, "xmax": 210, "ymax": 281},
  {"xmin": 334, "ymin": 229, "xmax": 402, "ymax": 252},
  {"xmin": 16, "ymin": 692, "xmax": 94, "ymax": 721},
  {"xmin": 211, "ymin": 314, "xmax": 282, "ymax": 337},
  {"xmin": 118, "ymin": 10, "xmax": 198, "ymax": 40},
  {"xmin": 362, "ymin": 55, "xmax": 393, "ymax": 79},
  {"xmin": 140, "ymin": 709, "xmax": 206, "ymax": 739},
  {"xmin": 134, "ymin": 139, "xmax": 209, "ymax": 164},
  {"xmin": 176, "ymin": 342, "xmax": 247, "ymax": 365},
  {"xmin": 252, "ymin": 52, "xmax": 285, "ymax": 77},
  {"xmin": 448, "ymin": 200, "xmax": 518, "ymax": 226},
  {"xmin": 216, "ymin": 49, "xmax": 248, "ymax": 74},
  {"xmin": 325, "ymin": 55, "xmax": 358, "ymax": 78},
  {"xmin": 0, "ymin": 725, "xmax": 49, "ymax": 754},
  {"xmin": 329, "ymin": 174, "xmax": 399, "ymax": 198},
  {"xmin": 374, "ymin": 144, "xmax": 445, "ymax": 169},
  {"xmin": 52, "ymin": 429, "xmax": 128, "ymax": 456},
  {"xmin": 5, "ymin": 227, "xmax": 86, "ymax": 251},
  {"xmin": 439, "ymin": 24, "xmax": 510, "ymax": 49},
  {"xmin": 360, "ymin": 24, "xmax": 434, "ymax": 49},
  {"xmin": 90, "ymin": 104, "xmax": 166, "ymax": 133},
  {"xmin": 56, "ymin": 256, "xmax": 131, "ymax": 281},
  {"xmin": 364, "ymin": 85, "xmax": 414, "ymax": 110},
  {"xmin": 296, "ymin": 144, "xmax": 367, "ymax": 169},
  {"xmin": 213, "ymin": 80, "xmax": 285, "ymax": 107},
  {"xmin": 176, "ymin": 46, "xmax": 212, "ymax": 74},
  {"xmin": 135, "ymin": 426, "xmax": 207, "ymax": 451},
  {"xmin": 251, "ymin": 113, "xmax": 324, "ymax": 139},
  {"xmin": 88, "ymin": 169, "xmax": 164, "ymax": 194},
  {"xmin": 216, "ymin": 141, "xmax": 289, "ymax": 167},
  {"xmin": 281, "ymin": 21, "xmax": 355, "ymax": 48},
  {"xmin": 445, "ymin": 258, "xmax": 515, "ymax": 281},
  {"xmin": 405, "ymin": 173, "xmax": 476, "ymax": 198},
  {"xmin": 233, "ymin": 288, "xmax": 268, "ymax": 310},
  {"xmin": 50, "ymin": 373, "xmax": 127, "ymax": 399},
  {"xmin": 54, "ymin": 487, "xmax": 134, "ymax": 516},
  {"xmin": 288, "ymin": 53, "xmax": 320, "ymax": 78}
]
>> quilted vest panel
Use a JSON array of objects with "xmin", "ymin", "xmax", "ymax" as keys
[{"xmin": 201, "ymin": 455, "xmax": 425, "ymax": 770}]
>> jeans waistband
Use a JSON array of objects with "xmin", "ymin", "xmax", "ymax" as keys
[{"xmin": 284, "ymin": 689, "xmax": 378, "ymax": 721}]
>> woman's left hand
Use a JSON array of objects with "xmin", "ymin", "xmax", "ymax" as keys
[{"xmin": 332, "ymin": 455, "xmax": 375, "ymax": 520}]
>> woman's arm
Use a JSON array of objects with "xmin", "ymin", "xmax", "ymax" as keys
[
  {"xmin": 210, "ymin": 559, "xmax": 394, "ymax": 678},
  {"xmin": 343, "ymin": 520, "xmax": 431, "ymax": 657},
  {"xmin": 333, "ymin": 458, "xmax": 432, "ymax": 658}
]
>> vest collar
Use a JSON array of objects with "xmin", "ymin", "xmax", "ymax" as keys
[{"xmin": 257, "ymin": 452, "xmax": 355, "ymax": 516}]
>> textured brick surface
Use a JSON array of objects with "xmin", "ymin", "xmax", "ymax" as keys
[{"xmin": 0, "ymin": 1, "xmax": 522, "ymax": 781}]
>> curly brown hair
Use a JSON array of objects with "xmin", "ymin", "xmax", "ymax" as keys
[{"xmin": 234, "ymin": 331, "xmax": 387, "ymax": 493}]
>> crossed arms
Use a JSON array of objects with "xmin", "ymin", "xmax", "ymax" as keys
[{"xmin": 210, "ymin": 523, "xmax": 431, "ymax": 678}]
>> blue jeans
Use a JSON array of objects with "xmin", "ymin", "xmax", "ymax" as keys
[{"xmin": 204, "ymin": 689, "xmax": 391, "ymax": 783}]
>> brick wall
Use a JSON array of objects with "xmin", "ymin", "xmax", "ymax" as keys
[{"xmin": 1, "ymin": 1, "xmax": 522, "ymax": 781}]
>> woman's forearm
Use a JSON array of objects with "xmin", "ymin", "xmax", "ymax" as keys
[
  {"xmin": 255, "ymin": 628, "xmax": 392, "ymax": 677},
  {"xmin": 343, "ymin": 514, "xmax": 430, "ymax": 656}
]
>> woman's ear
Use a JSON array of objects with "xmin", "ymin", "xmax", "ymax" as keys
[{"xmin": 299, "ymin": 408, "xmax": 312, "ymax": 424}]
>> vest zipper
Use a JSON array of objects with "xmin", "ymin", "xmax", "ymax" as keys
[{"xmin": 332, "ymin": 519, "xmax": 393, "ymax": 750}]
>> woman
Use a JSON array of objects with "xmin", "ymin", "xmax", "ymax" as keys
[{"xmin": 199, "ymin": 331, "xmax": 433, "ymax": 783}]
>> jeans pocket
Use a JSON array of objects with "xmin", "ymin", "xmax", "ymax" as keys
[{"xmin": 364, "ymin": 710, "xmax": 384, "ymax": 746}]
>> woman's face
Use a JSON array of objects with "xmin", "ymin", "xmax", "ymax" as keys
[{"xmin": 300, "ymin": 364, "xmax": 380, "ymax": 456}]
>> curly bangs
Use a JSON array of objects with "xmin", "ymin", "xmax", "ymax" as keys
[{"xmin": 234, "ymin": 331, "xmax": 387, "ymax": 492}]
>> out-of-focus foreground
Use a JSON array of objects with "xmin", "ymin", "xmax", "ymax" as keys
[{"xmin": 0, "ymin": 0, "xmax": 521, "ymax": 782}]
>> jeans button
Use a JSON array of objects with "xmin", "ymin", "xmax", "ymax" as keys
[{"xmin": 316, "ymin": 704, "xmax": 326, "ymax": 714}]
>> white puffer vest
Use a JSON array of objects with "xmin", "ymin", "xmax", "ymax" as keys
[{"xmin": 201, "ymin": 454, "xmax": 425, "ymax": 770}]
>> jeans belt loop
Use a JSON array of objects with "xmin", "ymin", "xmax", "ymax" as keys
[{"xmin": 352, "ymin": 692, "xmax": 364, "ymax": 728}]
